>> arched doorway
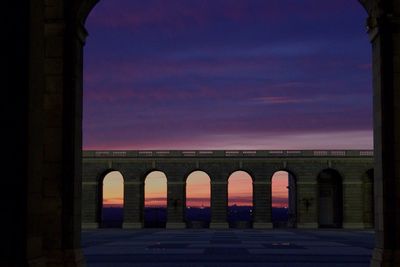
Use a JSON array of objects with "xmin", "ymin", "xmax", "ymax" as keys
[
  {"xmin": 271, "ymin": 170, "xmax": 296, "ymax": 228},
  {"xmin": 144, "ymin": 171, "xmax": 167, "ymax": 228},
  {"xmin": 228, "ymin": 171, "xmax": 253, "ymax": 228},
  {"xmin": 185, "ymin": 171, "xmax": 211, "ymax": 228},
  {"xmin": 317, "ymin": 169, "xmax": 343, "ymax": 228},
  {"xmin": 101, "ymin": 171, "xmax": 124, "ymax": 228}
]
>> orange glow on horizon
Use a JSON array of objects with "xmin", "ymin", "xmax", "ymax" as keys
[
  {"xmin": 101, "ymin": 170, "xmax": 290, "ymax": 209},
  {"xmin": 228, "ymin": 171, "xmax": 252, "ymax": 206},
  {"xmin": 145, "ymin": 171, "xmax": 167, "ymax": 207},
  {"xmin": 102, "ymin": 171, "xmax": 124, "ymax": 207},
  {"xmin": 186, "ymin": 171, "xmax": 210, "ymax": 207},
  {"xmin": 272, "ymin": 171, "xmax": 289, "ymax": 208}
]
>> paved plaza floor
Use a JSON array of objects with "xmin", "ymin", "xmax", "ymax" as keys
[{"xmin": 82, "ymin": 229, "xmax": 375, "ymax": 267}]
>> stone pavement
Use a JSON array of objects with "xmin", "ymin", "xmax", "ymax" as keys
[{"xmin": 82, "ymin": 229, "xmax": 374, "ymax": 267}]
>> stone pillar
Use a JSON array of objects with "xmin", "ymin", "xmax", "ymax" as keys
[
  {"xmin": 363, "ymin": 173, "xmax": 374, "ymax": 229},
  {"xmin": 166, "ymin": 181, "xmax": 186, "ymax": 229},
  {"xmin": 5, "ymin": 1, "xmax": 46, "ymax": 265},
  {"xmin": 210, "ymin": 181, "xmax": 229, "ymax": 229},
  {"xmin": 367, "ymin": 9, "xmax": 400, "ymax": 267},
  {"xmin": 253, "ymin": 181, "xmax": 273, "ymax": 228},
  {"xmin": 296, "ymin": 181, "xmax": 318, "ymax": 229},
  {"xmin": 342, "ymin": 180, "xmax": 364, "ymax": 229},
  {"xmin": 288, "ymin": 173, "xmax": 297, "ymax": 227},
  {"xmin": 122, "ymin": 181, "xmax": 144, "ymax": 229},
  {"xmin": 81, "ymin": 182, "xmax": 100, "ymax": 229},
  {"xmin": 41, "ymin": 1, "xmax": 87, "ymax": 264},
  {"xmin": 81, "ymin": 165, "xmax": 103, "ymax": 229}
]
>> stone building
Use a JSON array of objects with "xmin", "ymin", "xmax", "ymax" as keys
[
  {"xmin": 82, "ymin": 150, "xmax": 374, "ymax": 230},
  {"xmin": 4, "ymin": 0, "xmax": 400, "ymax": 266}
]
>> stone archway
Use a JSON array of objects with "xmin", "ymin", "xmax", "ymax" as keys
[
  {"xmin": 271, "ymin": 170, "xmax": 297, "ymax": 228},
  {"xmin": 228, "ymin": 170, "xmax": 254, "ymax": 228},
  {"xmin": 101, "ymin": 171, "xmax": 124, "ymax": 228},
  {"xmin": 144, "ymin": 171, "xmax": 168, "ymax": 228},
  {"xmin": 75, "ymin": 1, "xmax": 400, "ymax": 265},
  {"xmin": 185, "ymin": 170, "xmax": 211, "ymax": 228}
]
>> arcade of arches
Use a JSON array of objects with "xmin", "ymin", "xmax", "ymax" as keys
[
  {"xmin": 82, "ymin": 150, "xmax": 374, "ymax": 230},
  {"xmin": 5, "ymin": 0, "xmax": 400, "ymax": 266}
]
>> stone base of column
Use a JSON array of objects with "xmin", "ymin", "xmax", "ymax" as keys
[
  {"xmin": 166, "ymin": 222, "xmax": 186, "ymax": 229},
  {"xmin": 27, "ymin": 257, "xmax": 46, "ymax": 267},
  {"xmin": 123, "ymin": 222, "xmax": 143, "ymax": 229},
  {"xmin": 296, "ymin": 222, "xmax": 318, "ymax": 229},
  {"xmin": 342, "ymin": 222, "xmax": 366, "ymax": 229},
  {"xmin": 253, "ymin": 222, "xmax": 273, "ymax": 229},
  {"xmin": 370, "ymin": 248, "xmax": 400, "ymax": 267},
  {"xmin": 363, "ymin": 222, "xmax": 374, "ymax": 229},
  {"xmin": 210, "ymin": 222, "xmax": 229, "ymax": 229},
  {"xmin": 46, "ymin": 249, "xmax": 86, "ymax": 267},
  {"xmin": 81, "ymin": 222, "xmax": 99, "ymax": 229}
]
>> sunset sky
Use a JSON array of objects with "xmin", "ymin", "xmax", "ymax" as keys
[
  {"xmin": 103, "ymin": 170, "xmax": 289, "ymax": 208},
  {"xmin": 85, "ymin": 0, "xmax": 372, "ymax": 208}
]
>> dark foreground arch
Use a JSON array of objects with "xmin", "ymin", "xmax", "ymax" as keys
[{"xmin": 4, "ymin": 0, "xmax": 400, "ymax": 266}]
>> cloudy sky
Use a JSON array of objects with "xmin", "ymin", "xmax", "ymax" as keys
[{"xmin": 83, "ymin": 0, "xmax": 372, "ymax": 150}]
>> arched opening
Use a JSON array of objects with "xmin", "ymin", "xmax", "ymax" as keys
[
  {"xmin": 271, "ymin": 170, "xmax": 296, "ymax": 228},
  {"xmin": 101, "ymin": 171, "xmax": 124, "ymax": 228},
  {"xmin": 363, "ymin": 168, "xmax": 374, "ymax": 228},
  {"xmin": 144, "ymin": 171, "xmax": 167, "ymax": 228},
  {"xmin": 185, "ymin": 171, "xmax": 211, "ymax": 228},
  {"xmin": 317, "ymin": 169, "xmax": 343, "ymax": 228},
  {"xmin": 228, "ymin": 171, "xmax": 253, "ymax": 228}
]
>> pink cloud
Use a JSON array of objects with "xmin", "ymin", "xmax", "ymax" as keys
[{"xmin": 84, "ymin": 130, "xmax": 372, "ymax": 151}]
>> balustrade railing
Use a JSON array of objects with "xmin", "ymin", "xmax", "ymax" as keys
[{"xmin": 82, "ymin": 150, "xmax": 374, "ymax": 158}]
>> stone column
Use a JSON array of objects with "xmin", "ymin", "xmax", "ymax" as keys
[
  {"xmin": 166, "ymin": 181, "xmax": 186, "ymax": 229},
  {"xmin": 342, "ymin": 179, "xmax": 364, "ymax": 229},
  {"xmin": 367, "ymin": 9, "xmax": 400, "ymax": 267},
  {"xmin": 253, "ymin": 180, "xmax": 273, "ymax": 228},
  {"xmin": 122, "ymin": 181, "xmax": 144, "ymax": 229},
  {"xmin": 41, "ymin": 1, "xmax": 87, "ymax": 264},
  {"xmin": 296, "ymin": 181, "xmax": 318, "ymax": 229},
  {"xmin": 81, "ymin": 165, "xmax": 103, "ymax": 229},
  {"xmin": 288, "ymin": 173, "xmax": 297, "ymax": 227},
  {"xmin": 81, "ymin": 182, "xmax": 100, "ymax": 229},
  {"xmin": 363, "ymin": 173, "xmax": 374, "ymax": 229},
  {"xmin": 210, "ymin": 181, "xmax": 229, "ymax": 229}
]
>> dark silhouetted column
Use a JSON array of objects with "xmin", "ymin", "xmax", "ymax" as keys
[
  {"xmin": 123, "ymin": 181, "xmax": 144, "ymax": 229},
  {"xmin": 368, "ymin": 8, "xmax": 400, "ymax": 266},
  {"xmin": 82, "ymin": 182, "xmax": 100, "ymax": 229},
  {"xmin": 296, "ymin": 178, "xmax": 318, "ymax": 229},
  {"xmin": 166, "ymin": 181, "xmax": 186, "ymax": 229},
  {"xmin": 253, "ymin": 180, "xmax": 273, "ymax": 228},
  {"xmin": 342, "ymin": 171, "xmax": 364, "ymax": 229},
  {"xmin": 210, "ymin": 181, "xmax": 229, "ymax": 229}
]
